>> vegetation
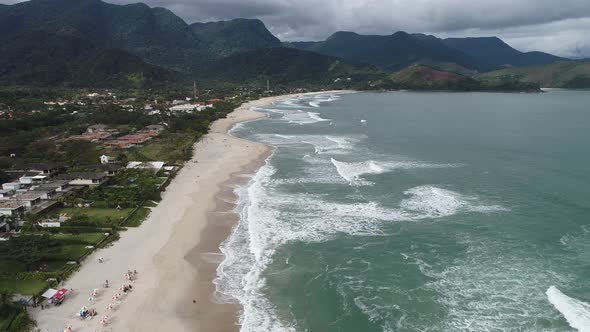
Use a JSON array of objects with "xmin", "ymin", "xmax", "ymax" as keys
[
  {"xmin": 443, "ymin": 37, "xmax": 563, "ymax": 69},
  {"xmin": 479, "ymin": 61, "xmax": 590, "ymax": 88},
  {"xmin": 0, "ymin": 289, "xmax": 34, "ymax": 332},
  {"xmin": 372, "ymin": 65, "xmax": 541, "ymax": 92},
  {"xmin": 292, "ymin": 31, "xmax": 482, "ymax": 72},
  {"xmin": 0, "ymin": 0, "xmax": 543, "ymax": 91},
  {"xmin": 124, "ymin": 207, "xmax": 151, "ymax": 227}
]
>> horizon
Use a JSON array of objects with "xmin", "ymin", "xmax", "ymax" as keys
[{"xmin": 1, "ymin": 0, "xmax": 590, "ymax": 58}]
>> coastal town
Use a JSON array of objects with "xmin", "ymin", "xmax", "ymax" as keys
[{"xmin": 0, "ymin": 86, "xmax": 279, "ymax": 331}]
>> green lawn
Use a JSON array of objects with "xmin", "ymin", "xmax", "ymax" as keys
[
  {"xmin": 50, "ymin": 233, "xmax": 106, "ymax": 245},
  {"xmin": 0, "ymin": 260, "xmax": 26, "ymax": 274},
  {"xmin": 124, "ymin": 207, "xmax": 151, "ymax": 227},
  {"xmin": 44, "ymin": 244, "xmax": 91, "ymax": 261},
  {"xmin": 0, "ymin": 279, "xmax": 47, "ymax": 295},
  {"xmin": 58, "ymin": 207, "xmax": 134, "ymax": 226}
]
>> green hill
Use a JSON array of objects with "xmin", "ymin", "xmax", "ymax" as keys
[
  {"xmin": 479, "ymin": 61, "xmax": 590, "ymax": 88},
  {"xmin": 0, "ymin": 0, "xmax": 549, "ymax": 91},
  {"xmin": 190, "ymin": 19, "xmax": 282, "ymax": 57},
  {"xmin": 376, "ymin": 65, "xmax": 539, "ymax": 92},
  {"xmin": 0, "ymin": 0, "xmax": 376, "ymax": 88},
  {"xmin": 443, "ymin": 37, "xmax": 564, "ymax": 69},
  {"xmin": 199, "ymin": 47, "xmax": 385, "ymax": 87}
]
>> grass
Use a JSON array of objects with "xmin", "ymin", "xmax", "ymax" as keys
[
  {"xmin": 49, "ymin": 233, "xmax": 106, "ymax": 245},
  {"xmin": 59, "ymin": 207, "xmax": 133, "ymax": 221},
  {"xmin": 0, "ymin": 279, "xmax": 47, "ymax": 295},
  {"xmin": 44, "ymin": 244, "xmax": 91, "ymax": 261},
  {"xmin": 133, "ymin": 133, "xmax": 195, "ymax": 164},
  {"xmin": 0, "ymin": 260, "xmax": 26, "ymax": 274},
  {"xmin": 124, "ymin": 207, "xmax": 151, "ymax": 227}
]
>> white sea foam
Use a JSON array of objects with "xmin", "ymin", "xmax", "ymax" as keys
[
  {"xmin": 217, "ymin": 162, "xmax": 508, "ymax": 331},
  {"xmin": 401, "ymin": 186, "xmax": 507, "ymax": 218},
  {"xmin": 255, "ymin": 134, "xmax": 361, "ymax": 156},
  {"xmin": 280, "ymin": 110, "xmax": 331, "ymax": 125},
  {"xmin": 547, "ymin": 286, "xmax": 590, "ymax": 332},
  {"xmin": 307, "ymin": 94, "xmax": 341, "ymax": 107},
  {"xmin": 331, "ymin": 158, "xmax": 465, "ymax": 186},
  {"xmin": 331, "ymin": 158, "xmax": 387, "ymax": 185}
]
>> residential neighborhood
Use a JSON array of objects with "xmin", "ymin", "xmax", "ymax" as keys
[{"xmin": 0, "ymin": 86, "xmax": 253, "ymax": 330}]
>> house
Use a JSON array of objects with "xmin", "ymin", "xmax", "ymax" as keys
[
  {"xmin": 29, "ymin": 187, "xmax": 57, "ymax": 200},
  {"xmin": 58, "ymin": 172, "xmax": 107, "ymax": 186},
  {"xmin": 19, "ymin": 175, "xmax": 47, "ymax": 185},
  {"xmin": 37, "ymin": 180, "xmax": 70, "ymax": 192},
  {"xmin": 27, "ymin": 163, "xmax": 60, "ymax": 176},
  {"xmin": 98, "ymin": 164, "xmax": 122, "ymax": 177},
  {"xmin": 87, "ymin": 124, "xmax": 108, "ymax": 133},
  {"xmin": 100, "ymin": 155, "xmax": 117, "ymax": 164},
  {"xmin": 2, "ymin": 182, "xmax": 21, "ymax": 191},
  {"xmin": 0, "ymin": 201, "xmax": 26, "ymax": 217},
  {"xmin": 143, "ymin": 124, "xmax": 165, "ymax": 134},
  {"xmin": 104, "ymin": 133, "xmax": 153, "ymax": 149},
  {"xmin": 0, "ymin": 189, "xmax": 14, "ymax": 199},
  {"xmin": 39, "ymin": 220, "xmax": 61, "ymax": 227},
  {"xmin": 169, "ymin": 104, "xmax": 198, "ymax": 112},
  {"xmin": 11, "ymin": 193, "xmax": 43, "ymax": 209},
  {"xmin": 0, "ymin": 217, "xmax": 9, "ymax": 232},
  {"xmin": 126, "ymin": 161, "xmax": 165, "ymax": 173},
  {"xmin": 84, "ymin": 164, "xmax": 123, "ymax": 177}
]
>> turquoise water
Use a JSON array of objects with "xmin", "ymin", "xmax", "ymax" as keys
[{"xmin": 219, "ymin": 91, "xmax": 590, "ymax": 332}]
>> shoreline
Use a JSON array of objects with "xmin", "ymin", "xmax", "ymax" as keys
[
  {"xmin": 187, "ymin": 90, "xmax": 355, "ymax": 331},
  {"xmin": 31, "ymin": 90, "xmax": 351, "ymax": 332}
]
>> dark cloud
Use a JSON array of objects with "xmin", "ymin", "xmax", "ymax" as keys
[{"xmin": 3, "ymin": 0, "xmax": 590, "ymax": 57}]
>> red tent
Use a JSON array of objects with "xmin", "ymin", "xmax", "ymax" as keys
[{"xmin": 53, "ymin": 288, "xmax": 68, "ymax": 300}]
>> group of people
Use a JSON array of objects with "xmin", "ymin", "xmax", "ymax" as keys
[
  {"xmin": 63, "ymin": 263, "xmax": 139, "ymax": 331},
  {"xmin": 78, "ymin": 306, "xmax": 97, "ymax": 320}
]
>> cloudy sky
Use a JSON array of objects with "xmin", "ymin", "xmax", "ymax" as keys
[{"xmin": 3, "ymin": 0, "xmax": 590, "ymax": 57}]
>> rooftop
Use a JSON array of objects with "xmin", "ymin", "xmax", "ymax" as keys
[
  {"xmin": 57, "ymin": 172, "xmax": 106, "ymax": 180},
  {"xmin": 27, "ymin": 162, "xmax": 60, "ymax": 170},
  {"xmin": 13, "ymin": 193, "xmax": 43, "ymax": 200},
  {"xmin": 0, "ymin": 201, "xmax": 25, "ymax": 209}
]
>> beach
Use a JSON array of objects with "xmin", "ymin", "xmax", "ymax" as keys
[{"xmin": 31, "ymin": 91, "xmax": 345, "ymax": 332}]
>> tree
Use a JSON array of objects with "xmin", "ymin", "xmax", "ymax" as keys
[
  {"xmin": 3, "ymin": 235, "xmax": 59, "ymax": 271},
  {"xmin": 0, "ymin": 289, "xmax": 15, "ymax": 309},
  {"xmin": 0, "ymin": 170, "xmax": 9, "ymax": 184}
]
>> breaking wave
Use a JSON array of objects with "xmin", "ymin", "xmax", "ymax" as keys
[
  {"xmin": 330, "ymin": 158, "xmax": 464, "ymax": 186},
  {"xmin": 547, "ymin": 286, "xmax": 590, "ymax": 332}
]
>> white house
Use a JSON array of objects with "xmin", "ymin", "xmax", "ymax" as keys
[
  {"xmin": 126, "ymin": 161, "xmax": 165, "ymax": 173},
  {"xmin": 169, "ymin": 104, "xmax": 198, "ymax": 112},
  {"xmin": 19, "ymin": 175, "xmax": 47, "ymax": 185},
  {"xmin": 100, "ymin": 155, "xmax": 117, "ymax": 164},
  {"xmin": 2, "ymin": 183, "xmax": 20, "ymax": 191},
  {"xmin": 58, "ymin": 172, "xmax": 107, "ymax": 186}
]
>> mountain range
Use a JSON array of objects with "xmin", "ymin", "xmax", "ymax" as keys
[
  {"xmin": 291, "ymin": 32, "xmax": 565, "ymax": 72},
  {"xmin": 0, "ymin": 0, "xmax": 585, "ymax": 89}
]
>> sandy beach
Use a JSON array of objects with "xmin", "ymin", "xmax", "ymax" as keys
[{"xmin": 31, "ymin": 91, "xmax": 348, "ymax": 332}]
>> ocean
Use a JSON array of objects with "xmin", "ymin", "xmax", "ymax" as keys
[{"xmin": 218, "ymin": 91, "xmax": 590, "ymax": 332}]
